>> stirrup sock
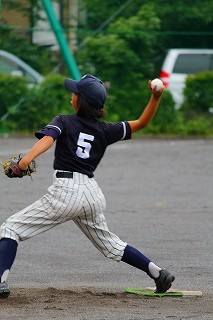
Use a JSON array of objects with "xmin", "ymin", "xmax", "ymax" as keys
[
  {"xmin": 121, "ymin": 245, "xmax": 161, "ymax": 278},
  {"xmin": 0, "ymin": 238, "xmax": 18, "ymax": 282}
]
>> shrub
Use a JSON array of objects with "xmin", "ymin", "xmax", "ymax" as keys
[
  {"xmin": 1, "ymin": 73, "xmax": 212, "ymax": 137},
  {"xmin": 35, "ymin": 74, "xmax": 73, "ymax": 125},
  {"xmin": 6, "ymin": 74, "xmax": 72, "ymax": 132},
  {"xmin": 181, "ymin": 71, "xmax": 213, "ymax": 117},
  {"xmin": 0, "ymin": 74, "xmax": 28, "ymax": 119},
  {"xmin": 184, "ymin": 116, "xmax": 213, "ymax": 136},
  {"xmin": 142, "ymin": 90, "xmax": 182, "ymax": 134}
]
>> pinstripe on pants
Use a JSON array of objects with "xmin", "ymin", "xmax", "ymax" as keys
[{"xmin": 0, "ymin": 171, "xmax": 127, "ymax": 262}]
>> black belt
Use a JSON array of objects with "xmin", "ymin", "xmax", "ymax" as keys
[{"xmin": 56, "ymin": 171, "xmax": 73, "ymax": 178}]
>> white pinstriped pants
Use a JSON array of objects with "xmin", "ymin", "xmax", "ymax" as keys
[{"xmin": 0, "ymin": 171, "xmax": 127, "ymax": 262}]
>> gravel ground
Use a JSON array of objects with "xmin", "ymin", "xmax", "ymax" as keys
[{"xmin": 0, "ymin": 137, "xmax": 212, "ymax": 319}]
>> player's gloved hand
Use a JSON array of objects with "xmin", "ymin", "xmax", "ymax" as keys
[
  {"xmin": 2, "ymin": 157, "xmax": 36, "ymax": 178},
  {"xmin": 5, "ymin": 159, "xmax": 25, "ymax": 178}
]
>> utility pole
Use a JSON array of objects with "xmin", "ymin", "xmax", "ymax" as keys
[
  {"xmin": 41, "ymin": 0, "xmax": 81, "ymax": 79},
  {"xmin": 69, "ymin": 0, "xmax": 78, "ymax": 52},
  {"xmin": 60, "ymin": 0, "xmax": 78, "ymax": 51}
]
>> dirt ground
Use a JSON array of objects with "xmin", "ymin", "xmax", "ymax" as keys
[
  {"xmin": 0, "ymin": 137, "xmax": 213, "ymax": 319},
  {"xmin": 1, "ymin": 286, "xmax": 213, "ymax": 320}
]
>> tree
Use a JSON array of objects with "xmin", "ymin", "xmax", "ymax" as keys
[
  {"xmin": 81, "ymin": 0, "xmax": 213, "ymax": 54},
  {"xmin": 76, "ymin": 4, "xmax": 161, "ymax": 120}
]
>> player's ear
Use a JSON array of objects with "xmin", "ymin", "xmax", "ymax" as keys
[{"xmin": 71, "ymin": 93, "xmax": 79, "ymax": 111}]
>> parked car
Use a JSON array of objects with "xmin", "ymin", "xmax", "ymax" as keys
[
  {"xmin": 159, "ymin": 49, "xmax": 213, "ymax": 108},
  {"xmin": 0, "ymin": 50, "xmax": 44, "ymax": 85}
]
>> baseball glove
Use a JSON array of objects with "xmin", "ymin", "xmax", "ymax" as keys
[{"xmin": 1, "ymin": 156, "xmax": 36, "ymax": 178}]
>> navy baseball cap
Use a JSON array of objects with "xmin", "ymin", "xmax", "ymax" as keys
[{"xmin": 64, "ymin": 74, "xmax": 106, "ymax": 109}]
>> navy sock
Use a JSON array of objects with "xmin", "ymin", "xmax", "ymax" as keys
[
  {"xmin": 121, "ymin": 245, "xmax": 152, "ymax": 277},
  {"xmin": 0, "ymin": 238, "xmax": 18, "ymax": 282}
]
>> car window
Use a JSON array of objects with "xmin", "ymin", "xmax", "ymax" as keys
[
  {"xmin": 173, "ymin": 54, "xmax": 213, "ymax": 74},
  {"xmin": 0, "ymin": 56, "xmax": 37, "ymax": 84},
  {"xmin": 0, "ymin": 57, "xmax": 19, "ymax": 73}
]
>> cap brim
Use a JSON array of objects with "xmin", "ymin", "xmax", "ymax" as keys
[{"xmin": 64, "ymin": 78, "xmax": 80, "ymax": 93}]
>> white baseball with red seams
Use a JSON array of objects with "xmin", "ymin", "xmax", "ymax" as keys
[{"xmin": 151, "ymin": 78, "xmax": 164, "ymax": 91}]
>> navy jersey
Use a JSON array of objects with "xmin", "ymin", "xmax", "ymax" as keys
[{"xmin": 35, "ymin": 114, "xmax": 131, "ymax": 177}]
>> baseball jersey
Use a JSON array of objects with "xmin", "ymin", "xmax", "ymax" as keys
[{"xmin": 35, "ymin": 114, "xmax": 131, "ymax": 177}]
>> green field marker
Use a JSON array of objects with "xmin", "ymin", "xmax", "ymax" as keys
[{"xmin": 125, "ymin": 287, "xmax": 202, "ymax": 298}]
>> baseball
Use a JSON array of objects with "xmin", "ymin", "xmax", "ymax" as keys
[{"xmin": 151, "ymin": 78, "xmax": 164, "ymax": 91}]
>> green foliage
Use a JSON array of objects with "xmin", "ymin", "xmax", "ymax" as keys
[
  {"xmin": 80, "ymin": 0, "xmax": 213, "ymax": 77},
  {"xmin": 1, "ymin": 0, "xmax": 213, "ymax": 136},
  {"xmin": 184, "ymin": 116, "xmax": 213, "ymax": 136},
  {"xmin": 108, "ymin": 4, "xmax": 161, "ymax": 77},
  {"xmin": 105, "ymin": 79, "xmax": 149, "ymax": 122},
  {"xmin": 1, "ymin": 31, "xmax": 55, "ymax": 75},
  {"xmin": 0, "ymin": 74, "xmax": 28, "ymax": 118},
  {"xmin": 176, "ymin": 72, "xmax": 213, "ymax": 137},
  {"xmin": 0, "ymin": 74, "xmax": 72, "ymax": 132},
  {"xmin": 181, "ymin": 71, "xmax": 213, "ymax": 117},
  {"xmin": 83, "ymin": 0, "xmax": 213, "ymax": 26},
  {"xmin": 78, "ymin": 34, "xmax": 140, "ymax": 81},
  {"xmin": 35, "ymin": 74, "xmax": 73, "ymax": 124},
  {"xmin": 78, "ymin": 4, "xmax": 160, "ymax": 79},
  {"xmin": 0, "ymin": 73, "xmax": 212, "ymax": 137},
  {"xmin": 142, "ymin": 91, "xmax": 183, "ymax": 134},
  {"xmin": 82, "ymin": 0, "xmax": 213, "ymax": 51},
  {"xmin": 77, "ymin": 4, "xmax": 161, "ymax": 124},
  {"xmin": 105, "ymin": 84, "xmax": 183, "ymax": 136},
  {"xmin": 153, "ymin": 0, "xmax": 213, "ymax": 49}
]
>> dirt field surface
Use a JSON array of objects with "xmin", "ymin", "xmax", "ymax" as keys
[
  {"xmin": 1, "ymin": 286, "xmax": 212, "ymax": 320},
  {"xmin": 0, "ymin": 137, "xmax": 213, "ymax": 320}
]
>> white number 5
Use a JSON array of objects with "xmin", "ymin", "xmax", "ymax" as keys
[{"xmin": 76, "ymin": 132, "xmax": 94, "ymax": 159}]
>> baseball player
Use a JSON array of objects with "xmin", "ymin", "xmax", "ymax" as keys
[{"xmin": 0, "ymin": 74, "xmax": 175, "ymax": 298}]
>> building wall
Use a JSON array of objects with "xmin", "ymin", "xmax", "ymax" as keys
[
  {"xmin": 1, "ymin": 1, "xmax": 79, "ymax": 51},
  {"xmin": 1, "ymin": 0, "xmax": 29, "ymax": 28},
  {"xmin": 1, "ymin": 1, "xmax": 58, "ymax": 48}
]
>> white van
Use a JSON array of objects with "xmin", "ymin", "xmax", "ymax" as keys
[{"xmin": 159, "ymin": 49, "xmax": 213, "ymax": 108}]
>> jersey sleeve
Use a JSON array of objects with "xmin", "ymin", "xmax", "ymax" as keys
[
  {"xmin": 35, "ymin": 115, "xmax": 65, "ymax": 140},
  {"xmin": 103, "ymin": 121, "xmax": 131, "ymax": 145}
]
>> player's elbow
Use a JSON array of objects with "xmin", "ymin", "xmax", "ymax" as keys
[{"xmin": 129, "ymin": 120, "xmax": 148, "ymax": 133}]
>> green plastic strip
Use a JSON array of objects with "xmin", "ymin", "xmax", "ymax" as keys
[{"xmin": 125, "ymin": 287, "xmax": 183, "ymax": 297}]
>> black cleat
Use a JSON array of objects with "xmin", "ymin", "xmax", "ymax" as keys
[
  {"xmin": 0, "ymin": 282, "xmax": 10, "ymax": 298},
  {"xmin": 155, "ymin": 269, "xmax": 175, "ymax": 293}
]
